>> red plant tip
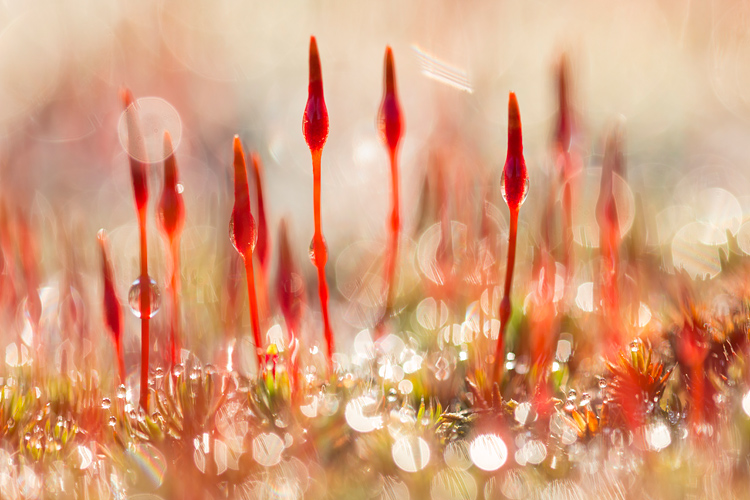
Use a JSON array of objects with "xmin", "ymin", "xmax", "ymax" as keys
[
  {"xmin": 303, "ymin": 37, "xmax": 329, "ymax": 153},
  {"xmin": 250, "ymin": 152, "xmax": 269, "ymax": 269},
  {"xmin": 503, "ymin": 92, "xmax": 528, "ymax": 211},
  {"xmin": 97, "ymin": 229, "xmax": 122, "ymax": 344},
  {"xmin": 119, "ymin": 87, "xmax": 134, "ymax": 109},
  {"xmin": 555, "ymin": 55, "xmax": 572, "ymax": 149},
  {"xmin": 121, "ymin": 88, "xmax": 149, "ymax": 211},
  {"xmin": 230, "ymin": 136, "xmax": 257, "ymax": 258},
  {"xmin": 158, "ymin": 131, "xmax": 185, "ymax": 240},
  {"xmin": 378, "ymin": 46, "xmax": 404, "ymax": 153},
  {"xmin": 309, "ymin": 36, "xmax": 322, "ymax": 85},
  {"xmin": 276, "ymin": 218, "xmax": 303, "ymax": 328}
]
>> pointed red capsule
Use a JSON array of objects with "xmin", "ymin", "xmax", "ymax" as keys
[
  {"xmin": 120, "ymin": 88, "xmax": 149, "ymax": 212},
  {"xmin": 555, "ymin": 55, "xmax": 572, "ymax": 153},
  {"xmin": 303, "ymin": 36, "xmax": 329, "ymax": 153},
  {"xmin": 250, "ymin": 152, "xmax": 269, "ymax": 270},
  {"xmin": 378, "ymin": 46, "xmax": 404, "ymax": 154},
  {"xmin": 276, "ymin": 218, "xmax": 304, "ymax": 329},
  {"xmin": 98, "ymin": 229, "xmax": 122, "ymax": 344},
  {"xmin": 157, "ymin": 131, "xmax": 185, "ymax": 241},
  {"xmin": 98, "ymin": 229, "xmax": 125, "ymax": 380},
  {"xmin": 229, "ymin": 136, "xmax": 257, "ymax": 258},
  {"xmin": 502, "ymin": 92, "xmax": 528, "ymax": 212}
]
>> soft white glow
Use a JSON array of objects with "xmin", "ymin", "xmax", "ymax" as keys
[
  {"xmin": 645, "ymin": 422, "xmax": 671, "ymax": 451},
  {"xmin": 469, "ymin": 434, "xmax": 507, "ymax": 471},
  {"xmin": 392, "ymin": 437, "xmax": 430, "ymax": 472},
  {"xmin": 345, "ymin": 396, "xmax": 383, "ymax": 433}
]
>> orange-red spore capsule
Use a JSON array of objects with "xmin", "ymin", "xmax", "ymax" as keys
[{"xmin": 303, "ymin": 37, "xmax": 329, "ymax": 153}]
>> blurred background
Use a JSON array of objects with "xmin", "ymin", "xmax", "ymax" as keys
[{"xmin": 1, "ymin": 0, "xmax": 750, "ymax": 372}]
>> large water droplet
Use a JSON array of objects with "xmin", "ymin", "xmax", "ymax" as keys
[
  {"xmin": 501, "ymin": 174, "xmax": 530, "ymax": 207},
  {"xmin": 128, "ymin": 276, "xmax": 161, "ymax": 318},
  {"xmin": 101, "ymin": 398, "xmax": 111, "ymax": 410},
  {"xmin": 309, "ymin": 236, "xmax": 328, "ymax": 267}
]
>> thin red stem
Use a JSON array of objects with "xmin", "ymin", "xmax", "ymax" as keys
[
  {"xmin": 312, "ymin": 149, "xmax": 334, "ymax": 372},
  {"xmin": 494, "ymin": 208, "xmax": 518, "ymax": 384},
  {"xmin": 138, "ymin": 208, "xmax": 150, "ymax": 410},
  {"xmin": 244, "ymin": 253, "xmax": 263, "ymax": 367},
  {"xmin": 380, "ymin": 149, "xmax": 400, "ymax": 327},
  {"xmin": 169, "ymin": 236, "xmax": 181, "ymax": 367}
]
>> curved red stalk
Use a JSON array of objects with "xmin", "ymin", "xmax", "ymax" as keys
[
  {"xmin": 494, "ymin": 92, "xmax": 528, "ymax": 385},
  {"xmin": 19, "ymin": 218, "xmax": 41, "ymax": 347},
  {"xmin": 597, "ymin": 123, "xmax": 624, "ymax": 353},
  {"xmin": 98, "ymin": 229, "xmax": 125, "ymax": 383},
  {"xmin": 276, "ymin": 218, "xmax": 304, "ymax": 395},
  {"xmin": 555, "ymin": 55, "xmax": 576, "ymax": 289},
  {"xmin": 120, "ymin": 88, "xmax": 151, "ymax": 410},
  {"xmin": 376, "ymin": 46, "xmax": 404, "ymax": 335},
  {"xmin": 157, "ymin": 131, "xmax": 185, "ymax": 369},
  {"xmin": 250, "ymin": 152, "xmax": 271, "ymax": 321},
  {"xmin": 303, "ymin": 36, "xmax": 334, "ymax": 372},
  {"xmin": 230, "ymin": 136, "xmax": 263, "ymax": 368},
  {"xmin": 250, "ymin": 152, "xmax": 269, "ymax": 272}
]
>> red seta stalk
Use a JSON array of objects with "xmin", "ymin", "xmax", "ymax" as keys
[
  {"xmin": 493, "ymin": 92, "xmax": 529, "ymax": 385},
  {"xmin": 230, "ymin": 136, "xmax": 263, "ymax": 368},
  {"xmin": 120, "ymin": 88, "xmax": 152, "ymax": 410},
  {"xmin": 98, "ymin": 229, "xmax": 125, "ymax": 383},
  {"xmin": 276, "ymin": 218, "xmax": 304, "ymax": 397},
  {"xmin": 157, "ymin": 131, "xmax": 185, "ymax": 369},
  {"xmin": 376, "ymin": 46, "xmax": 404, "ymax": 335},
  {"xmin": 303, "ymin": 36, "xmax": 335, "ymax": 372},
  {"xmin": 596, "ymin": 122, "xmax": 624, "ymax": 354},
  {"xmin": 249, "ymin": 152, "xmax": 271, "ymax": 319}
]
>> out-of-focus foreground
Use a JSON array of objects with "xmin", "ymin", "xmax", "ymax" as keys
[{"xmin": 0, "ymin": 0, "xmax": 749, "ymax": 499}]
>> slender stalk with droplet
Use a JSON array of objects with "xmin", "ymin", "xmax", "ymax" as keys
[
  {"xmin": 98, "ymin": 229, "xmax": 125, "ymax": 383},
  {"xmin": 303, "ymin": 36, "xmax": 334, "ymax": 372},
  {"xmin": 375, "ymin": 46, "xmax": 404, "ymax": 334},
  {"xmin": 230, "ymin": 136, "xmax": 262, "ymax": 368},
  {"xmin": 157, "ymin": 131, "xmax": 185, "ymax": 369},
  {"xmin": 493, "ymin": 92, "xmax": 529, "ymax": 385},
  {"xmin": 120, "ymin": 88, "xmax": 151, "ymax": 410}
]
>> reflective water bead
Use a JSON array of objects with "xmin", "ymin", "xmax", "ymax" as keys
[
  {"xmin": 308, "ymin": 236, "xmax": 328, "ymax": 267},
  {"xmin": 128, "ymin": 276, "xmax": 161, "ymax": 318},
  {"xmin": 501, "ymin": 175, "xmax": 530, "ymax": 207}
]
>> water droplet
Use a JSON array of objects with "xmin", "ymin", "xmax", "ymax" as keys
[
  {"xmin": 629, "ymin": 339, "xmax": 641, "ymax": 353},
  {"xmin": 387, "ymin": 388, "xmax": 399, "ymax": 404},
  {"xmin": 567, "ymin": 389, "xmax": 577, "ymax": 402},
  {"xmin": 154, "ymin": 367, "xmax": 164, "ymax": 379},
  {"xmin": 173, "ymin": 364, "xmax": 184, "ymax": 377},
  {"xmin": 308, "ymin": 236, "xmax": 328, "ymax": 267},
  {"xmin": 101, "ymin": 398, "xmax": 111, "ymax": 410},
  {"xmin": 598, "ymin": 378, "xmax": 608, "ymax": 389},
  {"xmin": 116, "ymin": 385, "xmax": 127, "ymax": 399},
  {"xmin": 579, "ymin": 393, "xmax": 591, "ymax": 407},
  {"xmin": 431, "ymin": 355, "xmax": 452, "ymax": 381},
  {"xmin": 109, "ymin": 416, "xmax": 117, "ymax": 427},
  {"xmin": 205, "ymin": 364, "xmax": 217, "ymax": 376},
  {"xmin": 501, "ymin": 174, "xmax": 530, "ymax": 207},
  {"xmin": 128, "ymin": 276, "xmax": 161, "ymax": 318}
]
